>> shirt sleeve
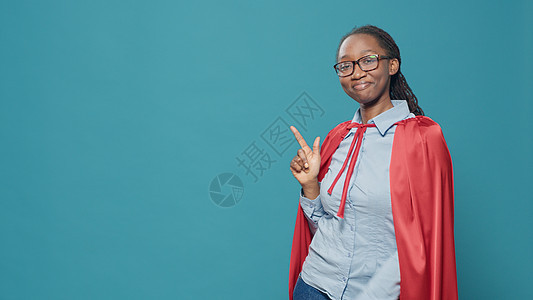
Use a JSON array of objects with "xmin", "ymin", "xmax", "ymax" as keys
[
  {"xmin": 299, "ymin": 182, "xmax": 325, "ymax": 235},
  {"xmin": 355, "ymin": 250, "xmax": 401, "ymax": 300}
]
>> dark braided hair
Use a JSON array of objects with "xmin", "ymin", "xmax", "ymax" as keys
[{"xmin": 335, "ymin": 25, "xmax": 424, "ymax": 116}]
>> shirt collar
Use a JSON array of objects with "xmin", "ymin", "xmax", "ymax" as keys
[{"xmin": 349, "ymin": 100, "xmax": 412, "ymax": 136}]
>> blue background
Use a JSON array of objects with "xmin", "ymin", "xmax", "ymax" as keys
[{"xmin": 1, "ymin": 0, "xmax": 532, "ymax": 299}]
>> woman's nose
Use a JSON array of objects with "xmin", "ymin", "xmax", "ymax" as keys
[{"xmin": 351, "ymin": 63, "xmax": 366, "ymax": 79}]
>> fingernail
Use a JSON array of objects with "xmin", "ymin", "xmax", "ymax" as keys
[{"xmin": 304, "ymin": 163, "xmax": 309, "ymax": 168}]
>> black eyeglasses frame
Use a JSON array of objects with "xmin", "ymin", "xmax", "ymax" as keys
[{"xmin": 333, "ymin": 54, "xmax": 392, "ymax": 77}]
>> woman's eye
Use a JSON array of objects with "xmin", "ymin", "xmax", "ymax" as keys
[
  {"xmin": 339, "ymin": 64, "xmax": 351, "ymax": 71},
  {"xmin": 362, "ymin": 58, "xmax": 377, "ymax": 65}
]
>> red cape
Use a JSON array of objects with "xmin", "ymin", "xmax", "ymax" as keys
[{"xmin": 288, "ymin": 116, "xmax": 458, "ymax": 300}]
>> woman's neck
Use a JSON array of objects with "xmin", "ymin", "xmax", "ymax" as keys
[{"xmin": 359, "ymin": 98, "xmax": 394, "ymax": 124}]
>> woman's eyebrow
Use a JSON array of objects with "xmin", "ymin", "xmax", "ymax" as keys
[{"xmin": 339, "ymin": 50, "xmax": 375, "ymax": 60}]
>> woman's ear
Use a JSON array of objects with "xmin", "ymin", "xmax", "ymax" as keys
[{"xmin": 389, "ymin": 58, "xmax": 399, "ymax": 76}]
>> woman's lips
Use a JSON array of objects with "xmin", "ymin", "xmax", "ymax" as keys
[{"xmin": 353, "ymin": 82, "xmax": 371, "ymax": 91}]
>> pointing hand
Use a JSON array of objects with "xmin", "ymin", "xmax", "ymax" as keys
[{"xmin": 289, "ymin": 126, "xmax": 321, "ymax": 186}]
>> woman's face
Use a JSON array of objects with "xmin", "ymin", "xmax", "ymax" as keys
[{"xmin": 337, "ymin": 34, "xmax": 399, "ymax": 106}]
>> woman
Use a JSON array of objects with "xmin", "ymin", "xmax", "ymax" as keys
[{"xmin": 288, "ymin": 25, "xmax": 457, "ymax": 300}]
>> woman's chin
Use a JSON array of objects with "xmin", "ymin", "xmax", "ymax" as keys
[{"xmin": 350, "ymin": 95, "xmax": 378, "ymax": 106}]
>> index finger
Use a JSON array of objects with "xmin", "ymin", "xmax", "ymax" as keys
[{"xmin": 290, "ymin": 126, "xmax": 310, "ymax": 150}]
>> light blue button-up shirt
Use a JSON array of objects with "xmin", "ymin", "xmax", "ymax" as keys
[{"xmin": 299, "ymin": 100, "xmax": 415, "ymax": 300}]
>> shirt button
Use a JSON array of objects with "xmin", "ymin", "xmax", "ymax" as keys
[
  {"xmin": 347, "ymin": 253, "xmax": 351, "ymax": 257},
  {"xmin": 342, "ymin": 276, "xmax": 347, "ymax": 282}
]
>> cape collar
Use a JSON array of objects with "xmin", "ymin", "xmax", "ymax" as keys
[{"xmin": 348, "ymin": 100, "xmax": 412, "ymax": 137}]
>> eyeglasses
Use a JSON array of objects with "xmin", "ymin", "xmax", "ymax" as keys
[{"xmin": 333, "ymin": 54, "xmax": 391, "ymax": 77}]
